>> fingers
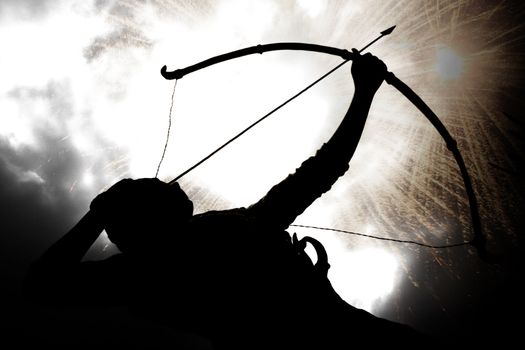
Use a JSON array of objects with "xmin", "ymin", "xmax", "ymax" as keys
[
  {"xmin": 351, "ymin": 48, "xmax": 375, "ymax": 57},
  {"xmin": 351, "ymin": 50, "xmax": 386, "ymax": 70},
  {"xmin": 351, "ymin": 48, "xmax": 384, "ymax": 66}
]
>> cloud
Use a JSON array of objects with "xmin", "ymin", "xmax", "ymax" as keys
[
  {"xmin": 0, "ymin": 131, "xmax": 86, "ymax": 258},
  {"xmin": 83, "ymin": 1, "xmax": 154, "ymax": 63},
  {"xmin": 0, "ymin": 77, "xmax": 115, "ymax": 283},
  {"xmin": 84, "ymin": 27, "xmax": 152, "ymax": 62},
  {"xmin": 0, "ymin": 0, "xmax": 56, "ymax": 21}
]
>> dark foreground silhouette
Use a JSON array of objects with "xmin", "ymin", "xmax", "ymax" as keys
[{"xmin": 23, "ymin": 52, "xmax": 436, "ymax": 349}]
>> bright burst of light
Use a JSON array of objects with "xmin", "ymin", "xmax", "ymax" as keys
[
  {"xmin": 83, "ymin": 172, "xmax": 94, "ymax": 187},
  {"xmin": 337, "ymin": 248, "xmax": 399, "ymax": 312},
  {"xmin": 298, "ymin": 226, "xmax": 399, "ymax": 313}
]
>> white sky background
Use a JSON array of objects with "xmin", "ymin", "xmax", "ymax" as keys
[{"xmin": 1, "ymin": 0, "xmax": 524, "ymax": 339}]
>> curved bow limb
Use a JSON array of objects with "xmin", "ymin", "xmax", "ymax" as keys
[
  {"xmin": 384, "ymin": 73, "xmax": 496, "ymax": 263},
  {"xmin": 160, "ymin": 42, "xmax": 495, "ymax": 263},
  {"xmin": 161, "ymin": 42, "xmax": 354, "ymax": 80}
]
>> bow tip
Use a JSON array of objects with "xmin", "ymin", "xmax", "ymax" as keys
[
  {"xmin": 160, "ymin": 65, "xmax": 183, "ymax": 80},
  {"xmin": 160, "ymin": 65, "xmax": 168, "ymax": 77}
]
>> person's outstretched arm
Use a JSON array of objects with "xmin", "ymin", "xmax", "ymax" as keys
[{"xmin": 248, "ymin": 51, "xmax": 386, "ymax": 231}]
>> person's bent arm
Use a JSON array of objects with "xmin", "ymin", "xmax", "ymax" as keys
[
  {"xmin": 23, "ymin": 178, "xmax": 180, "ymax": 304},
  {"xmin": 248, "ymin": 52, "xmax": 386, "ymax": 231},
  {"xmin": 23, "ymin": 210, "xmax": 105, "ymax": 302},
  {"xmin": 37, "ymin": 210, "xmax": 104, "ymax": 265}
]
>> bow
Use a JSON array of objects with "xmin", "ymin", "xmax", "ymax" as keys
[{"xmin": 160, "ymin": 41, "xmax": 493, "ymax": 262}]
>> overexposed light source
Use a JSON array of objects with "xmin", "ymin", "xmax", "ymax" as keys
[
  {"xmin": 83, "ymin": 172, "xmax": 94, "ymax": 187},
  {"xmin": 333, "ymin": 248, "xmax": 399, "ymax": 313},
  {"xmin": 298, "ymin": 228, "xmax": 401, "ymax": 314},
  {"xmin": 434, "ymin": 46, "xmax": 464, "ymax": 80}
]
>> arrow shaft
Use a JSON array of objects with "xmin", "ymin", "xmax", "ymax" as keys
[
  {"xmin": 358, "ymin": 34, "xmax": 383, "ymax": 53},
  {"xmin": 165, "ymin": 34, "xmax": 393, "ymax": 182},
  {"xmin": 170, "ymin": 59, "xmax": 349, "ymax": 183}
]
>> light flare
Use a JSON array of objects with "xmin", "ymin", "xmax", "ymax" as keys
[
  {"xmin": 434, "ymin": 46, "xmax": 465, "ymax": 80},
  {"xmin": 339, "ymin": 248, "xmax": 399, "ymax": 312}
]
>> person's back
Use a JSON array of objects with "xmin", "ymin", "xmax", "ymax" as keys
[
  {"xmin": 127, "ymin": 207, "xmax": 305, "ymax": 343},
  {"xmin": 141, "ymin": 209, "xmax": 431, "ymax": 349}
]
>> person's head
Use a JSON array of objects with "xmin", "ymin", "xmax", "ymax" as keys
[{"xmin": 90, "ymin": 178, "xmax": 193, "ymax": 254}]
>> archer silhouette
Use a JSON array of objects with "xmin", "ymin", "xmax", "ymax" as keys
[{"xmin": 24, "ymin": 51, "xmax": 433, "ymax": 349}]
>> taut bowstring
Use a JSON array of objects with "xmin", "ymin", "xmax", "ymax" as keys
[
  {"xmin": 155, "ymin": 79, "xmax": 178, "ymax": 178},
  {"xmin": 290, "ymin": 224, "xmax": 471, "ymax": 249}
]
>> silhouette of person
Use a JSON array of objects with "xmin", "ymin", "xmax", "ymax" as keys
[{"xmin": 24, "ymin": 51, "xmax": 432, "ymax": 349}]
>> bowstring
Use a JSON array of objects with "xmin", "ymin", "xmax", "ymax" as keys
[
  {"xmin": 290, "ymin": 224, "xmax": 471, "ymax": 249},
  {"xmin": 155, "ymin": 79, "xmax": 178, "ymax": 178}
]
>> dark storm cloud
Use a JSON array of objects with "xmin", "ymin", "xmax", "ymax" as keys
[
  {"xmin": 0, "ymin": 134, "xmax": 92, "ymax": 341},
  {"xmin": 0, "ymin": 80, "xmax": 107, "ymax": 289},
  {"xmin": 0, "ymin": 143, "xmax": 77, "ymax": 255},
  {"xmin": 0, "ymin": 139, "xmax": 82, "ymax": 301},
  {"xmin": 0, "ymin": 94, "xmax": 84, "ymax": 255}
]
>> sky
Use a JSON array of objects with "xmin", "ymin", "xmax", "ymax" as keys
[{"xmin": 1, "ymin": 0, "xmax": 524, "ymax": 347}]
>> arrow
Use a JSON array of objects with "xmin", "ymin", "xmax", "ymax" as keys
[
  {"xmin": 165, "ymin": 27, "xmax": 398, "ymax": 183},
  {"xmin": 358, "ymin": 25, "xmax": 396, "ymax": 53}
]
